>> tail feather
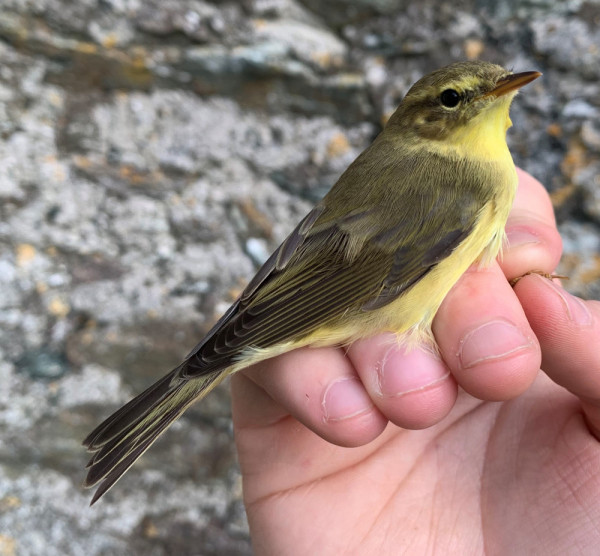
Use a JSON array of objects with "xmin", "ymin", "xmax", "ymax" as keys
[
  {"xmin": 83, "ymin": 369, "xmax": 179, "ymax": 450},
  {"xmin": 87, "ymin": 406, "xmax": 184, "ymax": 505},
  {"xmin": 83, "ymin": 370, "xmax": 225, "ymax": 504}
]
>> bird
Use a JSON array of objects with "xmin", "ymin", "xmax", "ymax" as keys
[{"xmin": 83, "ymin": 60, "xmax": 541, "ymax": 504}]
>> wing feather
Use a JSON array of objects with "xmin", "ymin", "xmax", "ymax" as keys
[{"xmin": 179, "ymin": 149, "xmax": 494, "ymax": 378}]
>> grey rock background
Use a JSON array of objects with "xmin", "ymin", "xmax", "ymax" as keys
[{"xmin": 0, "ymin": 0, "xmax": 599, "ymax": 554}]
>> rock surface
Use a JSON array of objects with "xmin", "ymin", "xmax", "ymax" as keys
[{"xmin": 0, "ymin": 0, "xmax": 599, "ymax": 554}]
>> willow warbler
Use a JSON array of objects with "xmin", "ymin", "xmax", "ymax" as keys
[{"xmin": 83, "ymin": 61, "xmax": 541, "ymax": 503}]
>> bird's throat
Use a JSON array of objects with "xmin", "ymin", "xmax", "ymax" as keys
[{"xmin": 439, "ymin": 100, "xmax": 515, "ymax": 163}]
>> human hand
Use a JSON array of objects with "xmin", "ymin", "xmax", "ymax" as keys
[{"xmin": 232, "ymin": 169, "xmax": 600, "ymax": 554}]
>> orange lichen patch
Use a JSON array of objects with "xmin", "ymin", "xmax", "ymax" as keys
[
  {"xmin": 48, "ymin": 91, "xmax": 63, "ymax": 107},
  {"xmin": 101, "ymin": 33, "xmax": 119, "ymax": 49},
  {"xmin": 143, "ymin": 520, "xmax": 159, "ymax": 539},
  {"xmin": 36, "ymin": 281, "xmax": 49, "ymax": 294},
  {"xmin": 237, "ymin": 198, "xmax": 273, "ymax": 238},
  {"xmin": 326, "ymin": 132, "xmax": 351, "ymax": 158},
  {"xmin": 546, "ymin": 123, "xmax": 562, "ymax": 137},
  {"xmin": 80, "ymin": 320, "xmax": 97, "ymax": 346},
  {"xmin": 48, "ymin": 296, "xmax": 70, "ymax": 318},
  {"xmin": 106, "ymin": 330, "xmax": 119, "ymax": 343},
  {"xmin": 252, "ymin": 18, "xmax": 268, "ymax": 30},
  {"xmin": 464, "ymin": 38, "xmax": 484, "ymax": 60},
  {"xmin": 73, "ymin": 155, "xmax": 92, "ymax": 169},
  {"xmin": 129, "ymin": 46, "xmax": 149, "ymax": 69},
  {"xmin": 50, "ymin": 161, "xmax": 67, "ymax": 182},
  {"xmin": 580, "ymin": 254, "xmax": 600, "ymax": 284},
  {"xmin": 561, "ymin": 139, "xmax": 589, "ymax": 179},
  {"xmin": 228, "ymin": 286, "xmax": 244, "ymax": 301},
  {"xmin": 0, "ymin": 534, "xmax": 17, "ymax": 556},
  {"xmin": 75, "ymin": 41, "xmax": 98, "ymax": 54},
  {"xmin": 119, "ymin": 165, "xmax": 147, "ymax": 185},
  {"xmin": 311, "ymin": 51, "xmax": 343, "ymax": 69},
  {"xmin": 119, "ymin": 165, "xmax": 133, "ymax": 178},
  {"xmin": 226, "ymin": 278, "xmax": 250, "ymax": 300},
  {"xmin": 549, "ymin": 183, "xmax": 577, "ymax": 208},
  {"xmin": 0, "ymin": 496, "xmax": 20, "ymax": 510},
  {"xmin": 16, "ymin": 244, "xmax": 36, "ymax": 267}
]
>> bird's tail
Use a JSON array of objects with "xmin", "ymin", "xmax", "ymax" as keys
[{"xmin": 82, "ymin": 368, "xmax": 225, "ymax": 504}]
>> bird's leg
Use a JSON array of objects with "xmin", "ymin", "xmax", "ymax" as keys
[{"xmin": 509, "ymin": 270, "xmax": 569, "ymax": 287}]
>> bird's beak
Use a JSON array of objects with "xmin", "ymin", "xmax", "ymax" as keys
[{"xmin": 484, "ymin": 70, "xmax": 542, "ymax": 98}]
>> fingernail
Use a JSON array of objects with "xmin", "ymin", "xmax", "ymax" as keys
[
  {"xmin": 505, "ymin": 225, "xmax": 541, "ymax": 248},
  {"xmin": 378, "ymin": 345, "xmax": 450, "ymax": 397},
  {"xmin": 459, "ymin": 320, "xmax": 532, "ymax": 369},
  {"xmin": 322, "ymin": 377, "xmax": 373, "ymax": 422},
  {"xmin": 536, "ymin": 275, "xmax": 593, "ymax": 326}
]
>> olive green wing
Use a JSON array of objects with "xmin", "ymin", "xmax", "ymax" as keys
[{"xmin": 181, "ymin": 176, "xmax": 489, "ymax": 378}]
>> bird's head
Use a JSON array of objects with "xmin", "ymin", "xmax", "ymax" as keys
[{"xmin": 387, "ymin": 61, "xmax": 541, "ymax": 157}]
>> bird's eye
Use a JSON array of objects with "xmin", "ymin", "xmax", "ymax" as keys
[{"xmin": 440, "ymin": 89, "xmax": 461, "ymax": 108}]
